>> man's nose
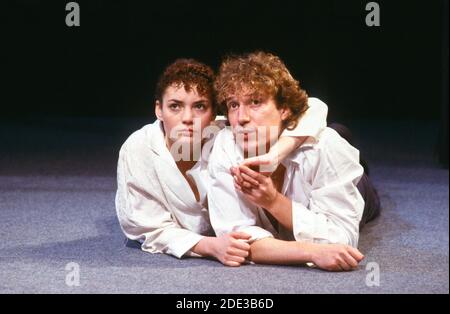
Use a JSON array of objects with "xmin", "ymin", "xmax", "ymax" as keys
[
  {"xmin": 238, "ymin": 105, "xmax": 250, "ymax": 125},
  {"xmin": 182, "ymin": 107, "xmax": 193, "ymax": 124}
]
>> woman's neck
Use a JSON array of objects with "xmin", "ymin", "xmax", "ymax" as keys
[
  {"xmin": 165, "ymin": 138, "xmax": 198, "ymax": 172},
  {"xmin": 175, "ymin": 159, "xmax": 197, "ymax": 173}
]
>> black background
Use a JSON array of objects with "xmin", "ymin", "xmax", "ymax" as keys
[{"xmin": 3, "ymin": 0, "xmax": 447, "ymax": 123}]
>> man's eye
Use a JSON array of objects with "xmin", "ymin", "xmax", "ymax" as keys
[
  {"xmin": 169, "ymin": 104, "xmax": 180, "ymax": 110},
  {"xmin": 251, "ymin": 99, "xmax": 261, "ymax": 105},
  {"xmin": 228, "ymin": 102, "xmax": 239, "ymax": 109}
]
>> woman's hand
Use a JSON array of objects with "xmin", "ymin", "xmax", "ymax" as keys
[
  {"xmin": 236, "ymin": 136, "xmax": 308, "ymax": 177},
  {"xmin": 212, "ymin": 232, "xmax": 252, "ymax": 267},
  {"xmin": 238, "ymin": 152, "xmax": 279, "ymax": 175},
  {"xmin": 231, "ymin": 165, "xmax": 279, "ymax": 210},
  {"xmin": 308, "ymin": 243, "xmax": 365, "ymax": 272}
]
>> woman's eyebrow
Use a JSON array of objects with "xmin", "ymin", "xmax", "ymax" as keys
[{"xmin": 193, "ymin": 99, "xmax": 208, "ymax": 104}]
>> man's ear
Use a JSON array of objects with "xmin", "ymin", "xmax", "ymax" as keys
[
  {"xmin": 280, "ymin": 107, "xmax": 291, "ymax": 122},
  {"xmin": 155, "ymin": 100, "xmax": 163, "ymax": 121}
]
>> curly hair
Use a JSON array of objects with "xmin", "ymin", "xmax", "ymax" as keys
[
  {"xmin": 155, "ymin": 59, "xmax": 217, "ymax": 112},
  {"xmin": 214, "ymin": 51, "xmax": 309, "ymax": 130}
]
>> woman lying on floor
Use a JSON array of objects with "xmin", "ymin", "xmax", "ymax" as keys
[{"xmin": 115, "ymin": 58, "xmax": 366, "ymax": 271}]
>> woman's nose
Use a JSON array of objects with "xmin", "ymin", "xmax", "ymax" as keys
[{"xmin": 182, "ymin": 108, "xmax": 193, "ymax": 123}]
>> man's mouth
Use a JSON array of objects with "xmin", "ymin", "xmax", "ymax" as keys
[
  {"xmin": 235, "ymin": 127, "xmax": 258, "ymax": 142},
  {"xmin": 235, "ymin": 127, "xmax": 257, "ymax": 135}
]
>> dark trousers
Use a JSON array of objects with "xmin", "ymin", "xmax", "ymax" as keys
[{"xmin": 328, "ymin": 123, "xmax": 381, "ymax": 228}]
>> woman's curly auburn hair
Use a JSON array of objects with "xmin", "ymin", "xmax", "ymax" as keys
[
  {"xmin": 155, "ymin": 58, "xmax": 217, "ymax": 113},
  {"xmin": 214, "ymin": 51, "xmax": 309, "ymax": 130}
]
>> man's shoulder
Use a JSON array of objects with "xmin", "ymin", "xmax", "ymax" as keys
[
  {"xmin": 210, "ymin": 126, "xmax": 235, "ymax": 153},
  {"xmin": 290, "ymin": 127, "xmax": 358, "ymax": 162},
  {"xmin": 318, "ymin": 127, "xmax": 355, "ymax": 149},
  {"xmin": 214, "ymin": 126, "xmax": 234, "ymax": 141},
  {"xmin": 208, "ymin": 127, "xmax": 238, "ymax": 170},
  {"xmin": 309, "ymin": 127, "xmax": 360, "ymax": 162}
]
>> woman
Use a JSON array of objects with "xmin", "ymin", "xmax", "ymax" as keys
[{"xmin": 115, "ymin": 58, "xmax": 357, "ymax": 269}]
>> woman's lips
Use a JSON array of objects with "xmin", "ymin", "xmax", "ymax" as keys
[{"xmin": 179, "ymin": 129, "xmax": 194, "ymax": 136}]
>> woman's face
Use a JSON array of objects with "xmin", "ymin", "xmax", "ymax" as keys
[{"xmin": 156, "ymin": 84, "xmax": 215, "ymax": 151}]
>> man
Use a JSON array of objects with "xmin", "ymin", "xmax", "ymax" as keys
[{"xmin": 208, "ymin": 51, "xmax": 380, "ymax": 271}]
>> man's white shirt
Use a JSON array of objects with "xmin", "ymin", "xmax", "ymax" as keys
[{"xmin": 208, "ymin": 98, "xmax": 365, "ymax": 247}]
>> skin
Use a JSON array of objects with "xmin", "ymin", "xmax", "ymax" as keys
[
  {"xmin": 155, "ymin": 84, "xmax": 213, "ymax": 151},
  {"xmin": 225, "ymin": 91, "xmax": 365, "ymax": 271},
  {"xmin": 226, "ymin": 92, "xmax": 290, "ymax": 157}
]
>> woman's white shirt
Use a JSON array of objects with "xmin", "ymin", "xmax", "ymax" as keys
[{"xmin": 115, "ymin": 120, "xmax": 213, "ymax": 258}]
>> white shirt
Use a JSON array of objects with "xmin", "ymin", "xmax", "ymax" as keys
[
  {"xmin": 208, "ymin": 98, "xmax": 364, "ymax": 247},
  {"xmin": 115, "ymin": 97, "xmax": 329, "ymax": 258},
  {"xmin": 115, "ymin": 120, "xmax": 214, "ymax": 258}
]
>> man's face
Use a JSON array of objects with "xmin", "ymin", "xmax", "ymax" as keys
[{"xmin": 226, "ymin": 91, "xmax": 290, "ymax": 156}]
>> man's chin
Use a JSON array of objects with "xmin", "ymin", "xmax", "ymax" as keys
[{"xmin": 238, "ymin": 142, "xmax": 260, "ymax": 158}]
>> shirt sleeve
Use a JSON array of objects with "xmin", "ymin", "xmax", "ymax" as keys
[
  {"xmin": 291, "ymin": 137, "xmax": 365, "ymax": 247},
  {"xmin": 207, "ymin": 133, "xmax": 275, "ymax": 242},
  {"xmin": 115, "ymin": 145, "xmax": 204, "ymax": 259},
  {"xmin": 280, "ymin": 97, "xmax": 328, "ymax": 139}
]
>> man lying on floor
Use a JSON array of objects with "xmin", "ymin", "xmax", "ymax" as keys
[{"xmin": 208, "ymin": 51, "xmax": 381, "ymax": 271}]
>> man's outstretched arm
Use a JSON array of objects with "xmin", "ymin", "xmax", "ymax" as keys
[{"xmin": 249, "ymin": 238, "xmax": 364, "ymax": 272}]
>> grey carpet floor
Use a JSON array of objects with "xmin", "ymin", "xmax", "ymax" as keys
[{"xmin": 0, "ymin": 118, "xmax": 448, "ymax": 294}]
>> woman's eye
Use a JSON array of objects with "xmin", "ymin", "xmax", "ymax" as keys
[
  {"xmin": 251, "ymin": 99, "xmax": 261, "ymax": 105},
  {"xmin": 194, "ymin": 103, "xmax": 206, "ymax": 110},
  {"xmin": 169, "ymin": 103, "xmax": 180, "ymax": 110}
]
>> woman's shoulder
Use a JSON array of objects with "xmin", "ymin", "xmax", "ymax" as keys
[
  {"xmin": 119, "ymin": 120, "xmax": 163, "ymax": 163},
  {"xmin": 121, "ymin": 120, "xmax": 160, "ymax": 149}
]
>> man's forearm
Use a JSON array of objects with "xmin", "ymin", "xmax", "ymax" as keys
[
  {"xmin": 266, "ymin": 193, "xmax": 293, "ymax": 230},
  {"xmin": 249, "ymin": 238, "xmax": 312, "ymax": 265}
]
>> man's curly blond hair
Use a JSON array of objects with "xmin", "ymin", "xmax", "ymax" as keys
[{"xmin": 214, "ymin": 51, "xmax": 309, "ymax": 130}]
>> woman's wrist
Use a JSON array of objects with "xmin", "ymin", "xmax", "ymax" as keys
[{"xmin": 192, "ymin": 236, "xmax": 215, "ymax": 257}]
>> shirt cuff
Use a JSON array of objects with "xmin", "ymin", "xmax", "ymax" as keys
[
  {"xmin": 167, "ymin": 233, "xmax": 205, "ymax": 259},
  {"xmin": 292, "ymin": 201, "xmax": 329, "ymax": 242},
  {"xmin": 236, "ymin": 226, "xmax": 274, "ymax": 243}
]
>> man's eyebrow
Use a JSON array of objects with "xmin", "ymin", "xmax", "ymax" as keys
[
  {"xmin": 167, "ymin": 99, "xmax": 182, "ymax": 103},
  {"xmin": 225, "ymin": 97, "xmax": 237, "ymax": 102}
]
